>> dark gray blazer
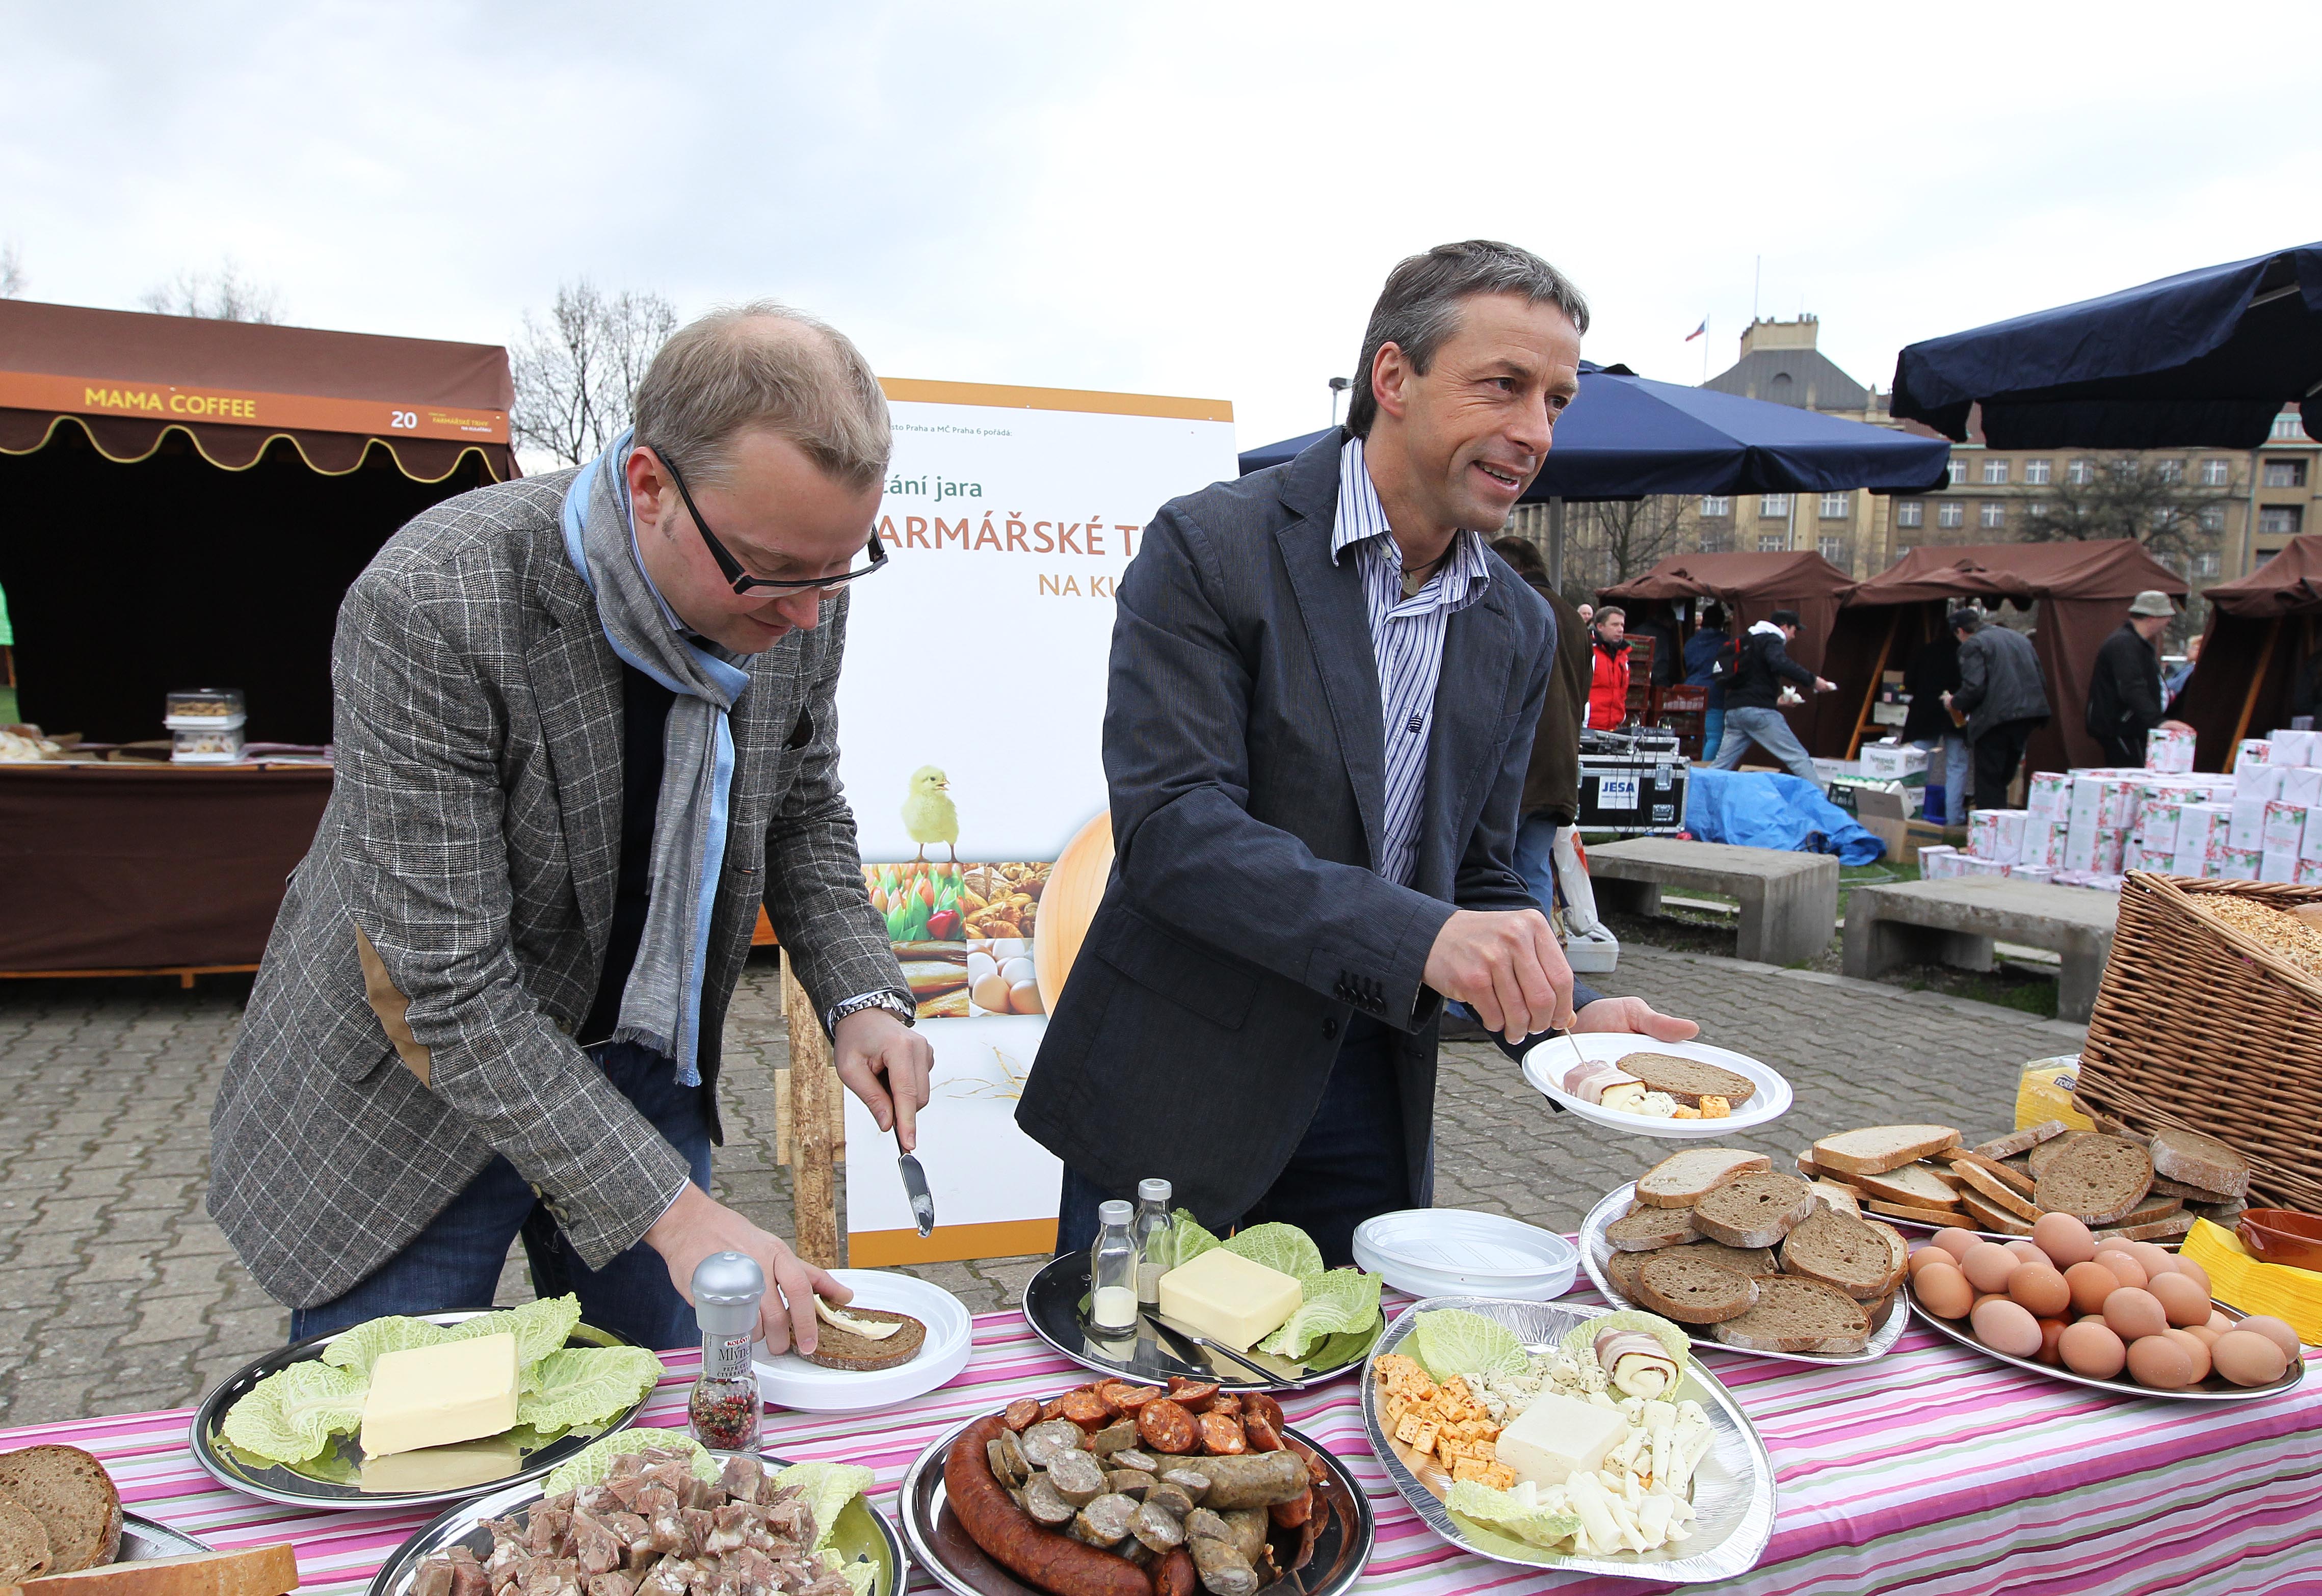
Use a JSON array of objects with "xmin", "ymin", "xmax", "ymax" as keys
[{"xmin": 1015, "ymin": 432, "xmax": 1588, "ymax": 1227}]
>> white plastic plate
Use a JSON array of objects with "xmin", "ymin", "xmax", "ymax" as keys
[
  {"xmin": 1351, "ymin": 1209, "xmax": 1577, "ymax": 1301},
  {"xmin": 752, "ymin": 1268, "xmax": 972, "ymax": 1413},
  {"xmin": 1522, "ymin": 1033, "xmax": 1792, "ymax": 1137}
]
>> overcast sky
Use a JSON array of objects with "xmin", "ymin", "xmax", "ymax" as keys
[{"xmin": 5, "ymin": 1, "xmax": 2318, "ymax": 453}]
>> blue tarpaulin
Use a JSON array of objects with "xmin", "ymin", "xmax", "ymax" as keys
[{"xmin": 1681, "ymin": 767, "xmax": 1884, "ymax": 865}]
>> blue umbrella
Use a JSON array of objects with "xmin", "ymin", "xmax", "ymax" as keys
[
  {"xmin": 1237, "ymin": 361, "xmax": 1950, "ymax": 498},
  {"xmin": 1891, "ymin": 243, "xmax": 2322, "ymax": 449}
]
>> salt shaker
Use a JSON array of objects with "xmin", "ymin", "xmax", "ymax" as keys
[
  {"xmin": 689, "ymin": 1251, "xmax": 764, "ymax": 1450},
  {"xmin": 1089, "ymin": 1200, "xmax": 1139, "ymax": 1331}
]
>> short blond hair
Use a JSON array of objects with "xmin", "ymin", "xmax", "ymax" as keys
[{"xmin": 633, "ymin": 300, "xmax": 890, "ymax": 490}]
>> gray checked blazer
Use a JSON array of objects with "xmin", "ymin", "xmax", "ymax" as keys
[{"xmin": 208, "ymin": 469, "xmax": 906, "ymax": 1308}]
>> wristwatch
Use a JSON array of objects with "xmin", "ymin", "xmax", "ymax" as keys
[{"xmin": 825, "ymin": 989, "xmax": 916, "ymax": 1034}]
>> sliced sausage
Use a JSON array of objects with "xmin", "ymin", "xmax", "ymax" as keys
[
  {"xmin": 1136, "ymin": 1399, "xmax": 1199, "ymax": 1455},
  {"xmin": 1071, "ymin": 1493, "xmax": 1140, "ymax": 1548},
  {"xmin": 1156, "ymin": 1469, "xmax": 1210, "ymax": 1504},
  {"xmin": 941, "ymin": 1415, "xmax": 1151, "ymax": 1596},
  {"xmin": 1144, "ymin": 1482, "xmax": 1198, "ymax": 1520},
  {"xmin": 1205, "ymin": 1393, "xmax": 1243, "ymax": 1419},
  {"xmin": 1001, "ymin": 1399, "xmax": 1044, "ymax": 1433},
  {"xmin": 1165, "ymin": 1378, "xmax": 1221, "ymax": 1409},
  {"xmin": 1196, "ymin": 1412, "xmax": 1247, "ymax": 1456},
  {"xmin": 1217, "ymin": 1509, "xmax": 1269, "ymax": 1565},
  {"xmin": 1243, "ymin": 1417, "xmax": 1284, "ymax": 1453},
  {"xmin": 1130, "ymin": 1501, "xmax": 1184, "ymax": 1553},
  {"xmin": 1149, "ymin": 1547, "xmax": 1197, "ymax": 1596},
  {"xmin": 1105, "ymin": 1470, "xmax": 1157, "ymax": 1499},
  {"xmin": 1049, "ymin": 1388, "xmax": 1115, "ymax": 1430},
  {"xmin": 1239, "ymin": 1392, "xmax": 1285, "ymax": 1433},
  {"xmin": 1021, "ymin": 1473, "xmax": 1077, "ymax": 1527},
  {"xmin": 1111, "ymin": 1449, "xmax": 1160, "ymax": 1475},
  {"xmin": 986, "ymin": 1439, "xmax": 1022, "ymax": 1489},
  {"xmin": 1045, "ymin": 1448, "xmax": 1109, "ymax": 1507},
  {"xmin": 1090, "ymin": 1420, "xmax": 1142, "ymax": 1456},
  {"xmin": 1186, "ymin": 1533, "xmax": 1257, "ymax": 1596},
  {"xmin": 1268, "ymin": 1489, "xmax": 1312, "ymax": 1529},
  {"xmin": 1021, "ymin": 1420, "xmax": 1089, "ymax": 1469}
]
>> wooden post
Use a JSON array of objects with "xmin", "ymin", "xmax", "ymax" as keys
[
  {"xmin": 781, "ymin": 951, "xmax": 843, "ymax": 1269},
  {"xmin": 1845, "ymin": 609, "xmax": 1903, "ymax": 759},
  {"xmin": 2226, "ymin": 616, "xmax": 2281, "ymax": 765}
]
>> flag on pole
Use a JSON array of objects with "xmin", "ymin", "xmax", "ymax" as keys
[{"xmin": 1684, "ymin": 320, "xmax": 1706, "ymax": 341}]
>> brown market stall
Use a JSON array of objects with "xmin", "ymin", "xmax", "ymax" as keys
[
  {"xmin": 0, "ymin": 299, "xmax": 514, "ymax": 976},
  {"xmin": 1827, "ymin": 541, "xmax": 2187, "ymax": 774},
  {"xmin": 2171, "ymin": 534, "xmax": 2322, "ymax": 769}
]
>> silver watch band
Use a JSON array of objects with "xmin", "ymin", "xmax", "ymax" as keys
[{"xmin": 825, "ymin": 989, "xmax": 916, "ymax": 1034}]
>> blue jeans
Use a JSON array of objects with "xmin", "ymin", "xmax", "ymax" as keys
[
  {"xmin": 1710, "ymin": 705, "xmax": 1819, "ymax": 782},
  {"xmin": 1700, "ymin": 707, "xmax": 1723, "ymax": 767},
  {"xmin": 288, "ymin": 1041, "xmax": 713, "ymax": 1351},
  {"xmin": 1912, "ymin": 733, "xmax": 1969, "ymax": 826},
  {"xmin": 1513, "ymin": 812, "xmax": 1560, "ymax": 915}
]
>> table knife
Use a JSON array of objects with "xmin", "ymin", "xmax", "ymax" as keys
[
  {"xmin": 896, "ymin": 1131, "xmax": 935, "ymax": 1237},
  {"xmin": 1139, "ymin": 1308, "xmax": 1280, "ymax": 1383}
]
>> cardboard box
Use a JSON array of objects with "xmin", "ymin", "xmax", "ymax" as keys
[
  {"xmin": 2262, "ymin": 848, "xmax": 2300, "ymax": 883},
  {"xmin": 2237, "ymin": 738, "xmax": 2274, "ymax": 772},
  {"xmin": 2263, "ymin": 800, "xmax": 2310, "ymax": 856},
  {"xmin": 2022, "ymin": 816, "xmax": 2065, "ymax": 870},
  {"xmin": 2097, "ymin": 779, "xmax": 2140, "ymax": 829},
  {"xmin": 2299, "ymin": 857, "xmax": 2322, "ymax": 886},
  {"xmin": 2271, "ymin": 729, "xmax": 2319, "ymax": 766},
  {"xmin": 1917, "ymin": 844, "xmax": 1960, "ymax": 879},
  {"xmin": 1855, "ymin": 785, "xmax": 1954, "ymax": 865},
  {"xmin": 2134, "ymin": 796, "xmax": 2184, "ymax": 851},
  {"xmin": 2145, "ymin": 726, "xmax": 2195, "ymax": 774},
  {"xmin": 2238, "ymin": 762, "xmax": 2286, "ymax": 801},
  {"xmin": 2092, "ymin": 828, "xmax": 2129, "ymax": 874},
  {"xmin": 2068, "ymin": 775, "xmax": 2108, "ymax": 834},
  {"xmin": 2212, "ymin": 844, "xmax": 2262, "ymax": 881},
  {"xmin": 2012, "ymin": 863, "xmax": 2054, "ymax": 882},
  {"xmin": 1957, "ymin": 854, "xmax": 2011, "ymax": 876},
  {"xmin": 2230, "ymin": 795, "xmax": 2271, "ymax": 849},
  {"xmin": 2026, "ymin": 771, "xmax": 2072, "ymax": 819},
  {"xmin": 1860, "ymin": 741, "xmax": 1931, "ymax": 780}
]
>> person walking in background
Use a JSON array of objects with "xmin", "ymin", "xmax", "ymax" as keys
[
  {"xmin": 1945, "ymin": 608, "xmax": 2050, "ymax": 808},
  {"xmin": 1709, "ymin": 608, "xmax": 1832, "ymax": 782},
  {"xmin": 2165, "ymin": 633, "xmax": 2202, "ymax": 705},
  {"xmin": 1587, "ymin": 605, "xmax": 1632, "ymax": 729},
  {"xmin": 1682, "ymin": 602, "xmax": 1731, "ymax": 761},
  {"xmin": 1901, "ymin": 624, "xmax": 1969, "ymax": 826},
  {"xmin": 2086, "ymin": 590, "xmax": 2174, "ymax": 767}
]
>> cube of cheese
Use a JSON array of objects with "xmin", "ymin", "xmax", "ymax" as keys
[
  {"xmin": 1490, "ymin": 1392, "xmax": 1630, "ymax": 1488},
  {"xmin": 1155, "ymin": 1249, "xmax": 1301, "ymax": 1351},
  {"xmin": 360, "ymin": 1332, "xmax": 520, "ymax": 1458}
]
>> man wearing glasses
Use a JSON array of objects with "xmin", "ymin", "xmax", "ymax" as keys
[{"xmin": 209, "ymin": 303, "xmax": 928, "ymax": 1358}]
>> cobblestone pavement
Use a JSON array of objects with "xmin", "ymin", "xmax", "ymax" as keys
[{"xmin": 0, "ymin": 945, "xmax": 2082, "ymax": 1427}]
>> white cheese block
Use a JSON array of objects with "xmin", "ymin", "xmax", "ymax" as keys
[
  {"xmin": 1156, "ymin": 1249, "xmax": 1302, "ymax": 1350},
  {"xmin": 360, "ymin": 1331, "xmax": 520, "ymax": 1458},
  {"xmin": 1491, "ymin": 1392, "xmax": 1631, "ymax": 1488}
]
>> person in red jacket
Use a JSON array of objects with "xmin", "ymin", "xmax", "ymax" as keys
[{"xmin": 1587, "ymin": 605, "xmax": 1632, "ymax": 729}]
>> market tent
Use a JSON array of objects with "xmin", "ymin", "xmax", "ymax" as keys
[
  {"xmin": 0, "ymin": 299, "xmax": 515, "ymax": 744},
  {"xmin": 1891, "ymin": 243, "xmax": 2322, "ymax": 449},
  {"xmin": 2170, "ymin": 535, "xmax": 2322, "ymax": 768},
  {"xmin": 1831, "ymin": 541, "xmax": 2189, "ymax": 774}
]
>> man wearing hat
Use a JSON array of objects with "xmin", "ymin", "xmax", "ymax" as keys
[
  {"xmin": 2087, "ymin": 590, "xmax": 2177, "ymax": 767},
  {"xmin": 1943, "ymin": 608, "xmax": 2050, "ymax": 807}
]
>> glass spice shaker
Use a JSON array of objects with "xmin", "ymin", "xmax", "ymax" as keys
[
  {"xmin": 689, "ymin": 1251, "xmax": 765, "ymax": 1451},
  {"xmin": 1131, "ymin": 1178, "xmax": 1173, "ymax": 1307},
  {"xmin": 1089, "ymin": 1200, "xmax": 1139, "ymax": 1331}
]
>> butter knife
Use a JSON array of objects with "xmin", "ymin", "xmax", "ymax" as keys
[
  {"xmin": 896, "ymin": 1130, "xmax": 935, "ymax": 1237},
  {"xmin": 1138, "ymin": 1308, "xmax": 1280, "ymax": 1384}
]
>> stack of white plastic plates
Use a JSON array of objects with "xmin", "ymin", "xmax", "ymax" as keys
[{"xmin": 1352, "ymin": 1209, "xmax": 1578, "ymax": 1302}]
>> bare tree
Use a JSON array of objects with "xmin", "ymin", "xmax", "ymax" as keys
[
  {"xmin": 0, "ymin": 239, "xmax": 23, "ymax": 299},
  {"xmin": 141, "ymin": 260, "xmax": 285, "ymax": 323},
  {"xmin": 510, "ymin": 280, "xmax": 678, "ymax": 467},
  {"xmin": 2020, "ymin": 454, "xmax": 2229, "ymax": 567},
  {"xmin": 1561, "ymin": 494, "xmax": 1694, "ymax": 605}
]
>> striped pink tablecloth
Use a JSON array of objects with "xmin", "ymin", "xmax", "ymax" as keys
[{"xmin": 8, "ymin": 1285, "xmax": 2320, "ymax": 1596}]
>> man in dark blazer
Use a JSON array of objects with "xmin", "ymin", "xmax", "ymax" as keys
[{"xmin": 1019, "ymin": 242, "xmax": 1696, "ymax": 1264}]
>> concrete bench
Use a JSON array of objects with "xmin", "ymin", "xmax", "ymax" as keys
[
  {"xmin": 1586, "ymin": 838, "xmax": 1839, "ymax": 966},
  {"xmin": 1842, "ymin": 877, "xmax": 2119, "ymax": 1022}
]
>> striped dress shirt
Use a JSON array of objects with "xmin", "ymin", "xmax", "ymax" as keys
[{"xmin": 1333, "ymin": 437, "xmax": 1495, "ymax": 887}]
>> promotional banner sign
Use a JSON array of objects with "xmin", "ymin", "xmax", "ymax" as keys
[{"xmin": 837, "ymin": 378, "xmax": 1236, "ymax": 1265}]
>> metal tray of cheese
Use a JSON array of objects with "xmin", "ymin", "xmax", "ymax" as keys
[{"xmin": 1020, "ymin": 1254, "xmax": 1378, "ymax": 1392}]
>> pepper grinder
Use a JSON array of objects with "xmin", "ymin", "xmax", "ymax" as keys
[{"xmin": 689, "ymin": 1251, "xmax": 764, "ymax": 1451}]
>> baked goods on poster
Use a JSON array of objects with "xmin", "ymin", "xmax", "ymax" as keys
[
  {"xmin": 1906, "ymin": 1217, "xmax": 2303, "ymax": 1391},
  {"xmin": 410, "ymin": 1431, "xmax": 880, "ymax": 1596},
  {"xmin": 798, "ymin": 1298, "xmax": 927, "ymax": 1374},
  {"xmin": 1798, "ymin": 1120, "xmax": 2257, "ymax": 1238},
  {"xmin": 1373, "ymin": 1308, "xmax": 1717, "ymax": 1558},
  {"xmin": 0, "ymin": 1444, "xmax": 123, "ymax": 1580},
  {"xmin": 1540, "ymin": 1051, "xmax": 1749, "ymax": 1121},
  {"xmin": 946, "ymin": 1378, "xmax": 1330, "ymax": 1596}
]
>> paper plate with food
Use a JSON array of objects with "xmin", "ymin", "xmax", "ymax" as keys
[
  {"xmin": 1578, "ymin": 1150, "xmax": 1912, "ymax": 1366},
  {"xmin": 193, "ymin": 1297, "xmax": 662, "ymax": 1508},
  {"xmin": 753, "ymin": 1270, "xmax": 973, "ymax": 1414},
  {"xmin": 1022, "ymin": 1214, "xmax": 1384, "ymax": 1392},
  {"xmin": 368, "ymin": 1431, "xmax": 901, "ymax": 1596},
  {"xmin": 1359, "ymin": 1299, "xmax": 1774, "ymax": 1581},
  {"xmin": 897, "ymin": 1377, "xmax": 1371, "ymax": 1596},
  {"xmin": 1521, "ymin": 1036, "xmax": 1791, "ymax": 1137}
]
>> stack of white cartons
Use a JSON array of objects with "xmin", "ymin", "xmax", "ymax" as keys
[
  {"xmin": 2172, "ymin": 802, "xmax": 2233, "ymax": 876},
  {"xmin": 1956, "ymin": 854, "xmax": 2011, "ymax": 877},
  {"xmin": 2145, "ymin": 726, "xmax": 2196, "ymax": 774},
  {"xmin": 1917, "ymin": 845, "xmax": 1961, "ymax": 879}
]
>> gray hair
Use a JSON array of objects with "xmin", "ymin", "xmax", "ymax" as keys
[
  {"xmin": 1347, "ymin": 241, "xmax": 1590, "ymax": 439},
  {"xmin": 632, "ymin": 300, "xmax": 891, "ymax": 490}
]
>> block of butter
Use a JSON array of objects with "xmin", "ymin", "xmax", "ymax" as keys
[
  {"xmin": 358, "ymin": 1433, "xmax": 521, "ymax": 1494},
  {"xmin": 1155, "ymin": 1249, "xmax": 1302, "ymax": 1351},
  {"xmin": 1490, "ymin": 1391, "xmax": 1630, "ymax": 1488},
  {"xmin": 360, "ymin": 1332, "xmax": 519, "ymax": 1458}
]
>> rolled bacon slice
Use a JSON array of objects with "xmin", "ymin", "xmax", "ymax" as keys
[{"xmin": 1594, "ymin": 1327, "xmax": 1680, "ymax": 1399}]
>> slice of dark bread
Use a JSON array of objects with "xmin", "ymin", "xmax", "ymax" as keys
[
  {"xmin": 1956, "ymin": 1189, "xmax": 2036, "ymax": 1236},
  {"xmin": 1616, "ymin": 1053, "xmax": 1755, "ymax": 1109},
  {"xmin": 0, "ymin": 1446, "xmax": 120, "ymax": 1574},
  {"xmin": 1947, "ymin": 1148, "xmax": 2040, "ymax": 1201},
  {"xmin": 1973, "ymin": 1120, "xmax": 2069, "ymax": 1160},
  {"xmin": 1778, "ymin": 1207, "xmax": 1898, "ymax": 1300},
  {"xmin": 0, "ymin": 1493, "xmax": 52, "ymax": 1584},
  {"xmin": 1635, "ymin": 1148, "xmax": 1769, "ymax": 1208},
  {"xmin": 796, "ymin": 1308, "xmax": 927, "ymax": 1372},
  {"xmin": 2033, "ymin": 1135, "xmax": 2154, "ymax": 1226},
  {"xmin": 2097, "ymin": 1210, "xmax": 2198, "ymax": 1242},
  {"xmin": 1605, "ymin": 1205, "xmax": 1699, "ymax": 1252},
  {"xmin": 1692, "ymin": 1173, "xmax": 1818, "ymax": 1248},
  {"xmin": 1633, "ymin": 1256, "xmax": 1758, "ymax": 1325},
  {"xmin": 1608, "ymin": 1241, "xmax": 1777, "ymax": 1299},
  {"xmin": 1711, "ymin": 1276, "xmax": 1872, "ymax": 1354},
  {"xmin": 2026, "ymin": 1130, "xmax": 2094, "ymax": 1178},
  {"xmin": 1946, "ymin": 1159, "xmax": 2043, "ymax": 1222},
  {"xmin": 2148, "ymin": 1128, "xmax": 2251, "ymax": 1199},
  {"xmin": 2151, "ymin": 1173, "xmax": 2239, "ymax": 1203},
  {"xmin": 2187, "ymin": 1197, "xmax": 2249, "ymax": 1226}
]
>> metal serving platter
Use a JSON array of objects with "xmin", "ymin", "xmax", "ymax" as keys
[
  {"xmin": 1020, "ymin": 1255, "xmax": 1379, "ymax": 1392},
  {"xmin": 899, "ymin": 1413, "xmax": 1370, "ymax": 1596},
  {"xmin": 1904, "ymin": 1288, "xmax": 2307, "ymax": 1402},
  {"xmin": 192, "ymin": 1308, "xmax": 648, "ymax": 1509},
  {"xmin": 121, "ymin": 1512, "xmax": 211, "ymax": 1559},
  {"xmin": 368, "ymin": 1449, "xmax": 903, "ymax": 1596},
  {"xmin": 1362, "ymin": 1296, "xmax": 1776, "ymax": 1583},
  {"xmin": 1580, "ymin": 1184, "xmax": 1910, "ymax": 1366}
]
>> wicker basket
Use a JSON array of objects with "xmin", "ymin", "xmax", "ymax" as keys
[{"xmin": 2075, "ymin": 872, "xmax": 2322, "ymax": 1215}]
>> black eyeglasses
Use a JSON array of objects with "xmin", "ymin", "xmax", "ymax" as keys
[{"xmin": 651, "ymin": 446, "xmax": 888, "ymax": 595}]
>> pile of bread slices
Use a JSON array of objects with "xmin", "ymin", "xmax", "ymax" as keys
[{"xmin": 1600, "ymin": 1149, "xmax": 1908, "ymax": 1355}]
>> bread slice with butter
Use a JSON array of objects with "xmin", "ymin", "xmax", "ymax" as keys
[
  {"xmin": 797, "ymin": 1298, "xmax": 927, "ymax": 1372},
  {"xmin": 0, "ymin": 1543, "xmax": 297, "ymax": 1596},
  {"xmin": 1634, "ymin": 1147, "xmax": 1770, "ymax": 1208}
]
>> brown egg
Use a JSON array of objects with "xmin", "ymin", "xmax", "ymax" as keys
[
  {"xmin": 2127, "ymin": 1333, "xmax": 2199, "ymax": 1390},
  {"xmin": 2148, "ymin": 1271, "xmax": 2211, "ymax": 1328},
  {"xmin": 2098, "ymin": 1251, "xmax": 2149, "ymax": 1291},
  {"xmin": 1972, "ymin": 1292, "xmax": 2009, "ymax": 1313},
  {"xmin": 2183, "ymin": 1322, "xmax": 2222, "ymax": 1349},
  {"xmin": 2059, "ymin": 1320, "xmax": 2127, "ymax": 1379},
  {"xmin": 2211, "ymin": 1329, "xmax": 2291, "ymax": 1388},
  {"xmin": 1934, "ymin": 1227, "xmax": 1983, "ymax": 1261},
  {"xmin": 2231, "ymin": 1316, "xmax": 2303, "ymax": 1360},
  {"xmin": 2008, "ymin": 1263, "xmax": 2072, "ymax": 1319},
  {"xmin": 1915, "ymin": 1261, "xmax": 1974, "ymax": 1319},
  {"xmin": 2064, "ymin": 1260, "xmax": 2120, "ymax": 1315},
  {"xmin": 2005, "ymin": 1240, "xmax": 2048, "ymax": 1264},
  {"xmin": 2207, "ymin": 1310, "xmax": 2235, "ymax": 1333},
  {"xmin": 2160, "ymin": 1328, "xmax": 2212, "ymax": 1382},
  {"xmin": 1907, "ymin": 1246, "xmax": 1951, "ymax": 1279},
  {"xmin": 2173, "ymin": 1257, "xmax": 2212, "ymax": 1296},
  {"xmin": 1963, "ymin": 1241, "xmax": 2020, "ymax": 1294},
  {"xmin": 2103, "ymin": 1287, "xmax": 2169, "ymax": 1341},
  {"xmin": 2037, "ymin": 1317, "xmax": 2070, "ymax": 1365},
  {"xmin": 2129, "ymin": 1241, "xmax": 2178, "ymax": 1278},
  {"xmin": 1971, "ymin": 1297, "xmax": 2045, "ymax": 1359},
  {"xmin": 2031, "ymin": 1212, "xmax": 2097, "ymax": 1268}
]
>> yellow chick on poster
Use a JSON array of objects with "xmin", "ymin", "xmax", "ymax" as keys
[{"xmin": 903, "ymin": 765, "xmax": 958, "ymax": 862}]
